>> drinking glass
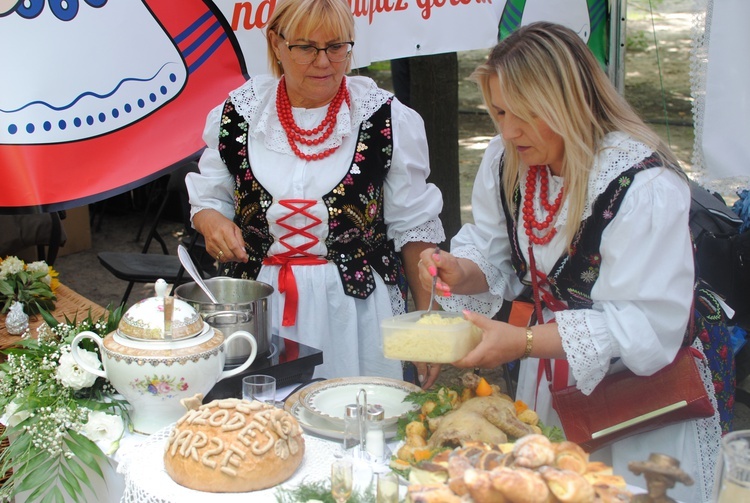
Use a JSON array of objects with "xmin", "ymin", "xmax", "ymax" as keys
[
  {"xmin": 376, "ymin": 471, "xmax": 399, "ymax": 503},
  {"xmin": 715, "ymin": 429, "xmax": 750, "ymax": 502},
  {"xmin": 242, "ymin": 374, "xmax": 276, "ymax": 405},
  {"xmin": 331, "ymin": 459, "xmax": 353, "ymax": 503}
]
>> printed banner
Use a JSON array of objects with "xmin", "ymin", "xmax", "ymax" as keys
[
  {"xmin": 0, "ymin": 0, "xmax": 248, "ymax": 212},
  {"xmin": 0, "ymin": 0, "xmax": 608, "ymax": 212}
]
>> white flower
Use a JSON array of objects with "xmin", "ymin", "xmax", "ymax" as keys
[
  {"xmin": 55, "ymin": 348, "xmax": 100, "ymax": 390},
  {"xmin": 0, "ymin": 256, "xmax": 24, "ymax": 280},
  {"xmin": 4, "ymin": 400, "xmax": 31, "ymax": 428},
  {"xmin": 26, "ymin": 261, "xmax": 49, "ymax": 275},
  {"xmin": 82, "ymin": 410, "xmax": 124, "ymax": 454}
]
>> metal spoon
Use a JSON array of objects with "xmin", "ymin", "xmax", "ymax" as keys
[
  {"xmin": 177, "ymin": 244, "xmax": 219, "ymax": 304},
  {"xmin": 422, "ymin": 246, "xmax": 440, "ymax": 317}
]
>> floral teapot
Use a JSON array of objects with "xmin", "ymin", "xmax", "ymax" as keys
[{"xmin": 71, "ymin": 280, "xmax": 257, "ymax": 434}]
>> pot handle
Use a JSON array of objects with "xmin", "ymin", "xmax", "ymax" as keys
[
  {"xmin": 217, "ymin": 330, "xmax": 258, "ymax": 381},
  {"xmin": 70, "ymin": 331, "xmax": 107, "ymax": 379},
  {"xmin": 203, "ymin": 310, "xmax": 252, "ymax": 325}
]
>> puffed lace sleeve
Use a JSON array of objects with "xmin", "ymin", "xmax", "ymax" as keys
[
  {"xmin": 557, "ymin": 168, "xmax": 694, "ymax": 394},
  {"xmin": 383, "ymin": 98, "xmax": 445, "ymax": 251},
  {"xmin": 436, "ymin": 136, "xmax": 525, "ymax": 316},
  {"xmin": 185, "ymin": 102, "xmax": 236, "ymax": 222}
]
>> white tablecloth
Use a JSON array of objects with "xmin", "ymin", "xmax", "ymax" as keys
[
  {"xmin": 116, "ymin": 426, "xmax": 358, "ymax": 502},
  {"xmin": 113, "ymin": 383, "xmax": 393, "ymax": 502}
]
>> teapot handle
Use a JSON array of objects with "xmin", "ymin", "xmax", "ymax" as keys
[
  {"xmin": 71, "ymin": 331, "xmax": 107, "ymax": 378},
  {"xmin": 218, "ymin": 330, "xmax": 258, "ymax": 381}
]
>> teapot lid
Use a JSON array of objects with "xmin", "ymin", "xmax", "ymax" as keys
[{"xmin": 118, "ymin": 279, "xmax": 205, "ymax": 341}]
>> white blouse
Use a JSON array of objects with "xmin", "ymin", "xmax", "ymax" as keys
[
  {"xmin": 440, "ymin": 132, "xmax": 695, "ymax": 391},
  {"xmin": 186, "ymin": 75, "xmax": 445, "ymax": 382}
]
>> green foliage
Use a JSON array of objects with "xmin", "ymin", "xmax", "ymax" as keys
[
  {"xmin": 366, "ymin": 61, "xmax": 391, "ymax": 72},
  {"xmin": 275, "ymin": 479, "xmax": 376, "ymax": 503},
  {"xmin": 626, "ymin": 30, "xmax": 650, "ymax": 52},
  {"xmin": 0, "ymin": 306, "xmax": 128, "ymax": 502},
  {"xmin": 0, "ymin": 264, "xmax": 56, "ymax": 314},
  {"xmin": 538, "ymin": 421, "xmax": 566, "ymax": 443},
  {"xmin": 396, "ymin": 386, "xmax": 460, "ymax": 439}
]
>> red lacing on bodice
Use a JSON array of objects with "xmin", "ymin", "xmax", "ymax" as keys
[{"xmin": 262, "ymin": 199, "xmax": 327, "ymax": 326}]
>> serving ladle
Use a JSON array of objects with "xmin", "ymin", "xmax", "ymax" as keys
[{"xmin": 177, "ymin": 244, "xmax": 219, "ymax": 304}]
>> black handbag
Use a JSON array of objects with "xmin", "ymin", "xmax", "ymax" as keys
[{"xmin": 689, "ymin": 180, "xmax": 750, "ymax": 325}]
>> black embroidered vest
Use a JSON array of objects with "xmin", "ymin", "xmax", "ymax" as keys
[
  {"xmin": 217, "ymin": 97, "xmax": 406, "ymax": 300},
  {"xmin": 502, "ymin": 153, "xmax": 665, "ymax": 308},
  {"xmin": 500, "ymin": 153, "xmax": 725, "ymax": 342}
]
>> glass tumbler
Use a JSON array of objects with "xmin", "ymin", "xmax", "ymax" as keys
[
  {"xmin": 715, "ymin": 429, "xmax": 750, "ymax": 502},
  {"xmin": 376, "ymin": 471, "xmax": 399, "ymax": 503},
  {"xmin": 242, "ymin": 374, "xmax": 276, "ymax": 405}
]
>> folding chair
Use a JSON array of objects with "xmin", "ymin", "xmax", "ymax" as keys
[{"xmin": 97, "ymin": 171, "xmax": 210, "ymax": 307}]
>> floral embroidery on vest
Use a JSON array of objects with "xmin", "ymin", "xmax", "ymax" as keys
[{"xmin": 216, "ymin": 96, "xmax": 406, "ymax": 300}]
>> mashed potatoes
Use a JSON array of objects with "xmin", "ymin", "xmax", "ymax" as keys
[{"xmin": 382, "ymin": 311, "xmax": 480, "ymax": 362}]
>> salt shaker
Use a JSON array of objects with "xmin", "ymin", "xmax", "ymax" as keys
[
  {"xmin": 341, "ymin": 404, "xmax": 360, "ymax": 455},
  {"xmin": 365, "ymin": 404, "xmax": 386, "ymax": 463}
]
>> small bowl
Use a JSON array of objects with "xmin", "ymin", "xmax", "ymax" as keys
[{"xmin": 380, "ymin": 311, "xmax": 481, "ymax": 363}]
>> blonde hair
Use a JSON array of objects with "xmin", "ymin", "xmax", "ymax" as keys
[
  {"xmin": 471, "ymin": 22, "xmax": 684, "ymax": 250},
  {"xmin": 266, "ymin": 0, "xmax": 354, "ymax": 78}
]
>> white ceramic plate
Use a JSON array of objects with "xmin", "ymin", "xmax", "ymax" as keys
[
  {"xmin": 298, "ymin": 377, "xmax": 421, "ymax": 428},
  {"xmin": 285, "ymin": 389, "xmax": 400, "ymax": 440}
]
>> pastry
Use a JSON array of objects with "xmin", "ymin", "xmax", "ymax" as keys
[
  {"xmin": 512, "ymin": 434, "xmax": 555, "ymax": 469},
  {"xmin": 553, "ymin": 441, "xmax": 589, "ymax": 474},
  {"xmin": 406, "ymin": 483, "xmax": 465, "ymax": 502},
  {"xmin": 491, "ymin": 466, "xmax": 550, "ymax": 503},
  {"xmin": 539, "ymin": 466, "xmax": 596, "ymax": 503}
]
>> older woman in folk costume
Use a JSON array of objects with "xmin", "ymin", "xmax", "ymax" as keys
[
  {"xmin": 418, "ymin": 23, "xmax": 732, "ymax": 503},
  {"xmin": 186, "ymin": 0, "xmax": 444, "ymax": 385}
]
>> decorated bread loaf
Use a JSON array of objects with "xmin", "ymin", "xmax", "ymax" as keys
[{"xmin": 164, "ymin": 398, "xmax": 305, "ymax": 492}]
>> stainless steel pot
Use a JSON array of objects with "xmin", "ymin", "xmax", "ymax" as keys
[{"xmin": 174, "ymin": 277, "xmax": 273, "ymax": 367}]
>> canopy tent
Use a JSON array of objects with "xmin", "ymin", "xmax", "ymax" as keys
[{"xmin": 690, "ymin": 0, "xmax": 750, "ymax": 194}]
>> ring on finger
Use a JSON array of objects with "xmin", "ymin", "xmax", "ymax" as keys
[{"xmin": 216, "ymin": 250, "xmax": 224, "ymax": 261}]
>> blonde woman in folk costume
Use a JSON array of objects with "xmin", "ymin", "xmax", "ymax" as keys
[
  {"xmin": 418, "ymin": 23, "xmax": 732, "ymax": 503},
  {"xmin": 187, "ymin": 0, "xmax": 445, "ymax": 385}
]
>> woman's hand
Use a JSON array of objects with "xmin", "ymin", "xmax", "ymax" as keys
[
  {"xmin": 192, "ymin": 209, "xmax": 249, "ymax": 264},
  {"xmin": 412, "ymin": 362, "xmax": 441, "ymax": 389},
  {"xmin": 417, "ymin": 249, "xmax": 489, "ymax": 297},
  {"xmin": 417, "ymin": 248, "xmax": 456, "ymax": 298},
  {"xmin": 452, "ymin": 311, "xmax": 527, "ymax": 369}
]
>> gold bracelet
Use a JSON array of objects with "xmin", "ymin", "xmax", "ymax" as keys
[{"xmin": 521, "ymin": 327, "xmax": 533, "ymax": 359}]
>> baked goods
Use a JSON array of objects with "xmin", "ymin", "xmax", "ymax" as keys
[
  {"xmin": 164, "ymin": 398, "xmax": 305, "ymax": 492},
  {"xmin": 404, "ymin": 436, "xmax": 630, "ymax": 503}
]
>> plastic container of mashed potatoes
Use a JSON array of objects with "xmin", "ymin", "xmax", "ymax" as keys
[{"xmin": 380, "ymin": 311, "xmax": 481, "ymax": 363}]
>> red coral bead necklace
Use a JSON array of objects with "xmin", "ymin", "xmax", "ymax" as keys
[
  {"xmin": 522, "ymin": 165, "xmax": 564, "ymax": 245},
  {"xmin": 276, "ymin": 76, "xmax": 350, "ymax": 161}
]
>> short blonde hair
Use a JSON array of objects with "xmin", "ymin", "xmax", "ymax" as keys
[
  {"xmin": 471, "ymin": 22, "xmax": 683, "ymax": 250},
  {"xmin": 266, "ymin": 0, "xmax": 354, "ymax": 77}
]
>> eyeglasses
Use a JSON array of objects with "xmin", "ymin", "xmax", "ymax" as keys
[{"xmin": 279, "ymin": 34, "xmax": 354, "ymax": 64}]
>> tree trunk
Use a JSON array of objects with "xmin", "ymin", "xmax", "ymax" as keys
[{"xmin": 408, "ymin": 53, "xmax": 461, "ymax": 246}]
